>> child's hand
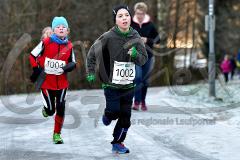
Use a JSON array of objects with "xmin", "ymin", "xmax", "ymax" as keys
[
  {"xmin": 127, "ymin": 47, "xmax": 137, "ymax": 58},
  {"xmin": 141, "ymin": 37, "xmax": 147, "ymax": 43},
  {"xmin": 127, "ymin": 47, "xmax": 133, "ymax": 55},
  {"xmin": 30, "ymin": 67, "xmax": 42, "ymax": 83}
]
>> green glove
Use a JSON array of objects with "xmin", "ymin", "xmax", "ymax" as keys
[
  {"xmin": 86, "ymin": 74, "xmax": 96, "ymax": 83},
  {"xmin": 131, "ymin": 46, "xmax": 137, "ymax": 59}
]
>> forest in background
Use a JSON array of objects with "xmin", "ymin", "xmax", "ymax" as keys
[{"xmin": 0, "ymin": 0, "xmax": 239, "ymax": 95}]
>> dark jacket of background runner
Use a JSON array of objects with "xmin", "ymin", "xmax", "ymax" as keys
[{"xmin": 131, "ymin": 15, "xmax": 160, "ymax": 58}]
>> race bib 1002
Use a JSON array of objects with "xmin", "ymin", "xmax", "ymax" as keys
[
  {"xmin": 44, "ymin": 58, "xmax": 66, "ymax": 75},
  {"xmin": 112, "ymin": 61, "xmax": 135, "ymax": 85}
]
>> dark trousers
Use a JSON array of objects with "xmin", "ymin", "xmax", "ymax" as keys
[
  {"xmin": 231, "ymin": 69, "xmax": 235, "ymax": 79},
  {"xmin": 104, "ymin": 88, "xmax": 134, "ymax": 144},
  {"xmin": 41, "ymin": 89, "xmax": 67, "ymax": 133},
  {"xmin": 223, "ymin": 73, "xmax": 229, "ymax": 83},
  {"xmin": 41, "ymin": 89, "xmax": 67, "ymax": 117}
]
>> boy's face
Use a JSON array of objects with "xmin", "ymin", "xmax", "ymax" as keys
[
  {"xmin": 115, "ymin": 9, "xmax": 131, "ymax": 31},
  {"xmin": 53, "ymin": 25, "xmax": 68, "ymax": 39}
]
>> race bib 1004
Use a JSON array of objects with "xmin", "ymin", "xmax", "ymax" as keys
[
  {"xmin": 112, "ymin": 61, "xmax": 135, "ymax": 85},
  {"xmin": 44, "ymin": 58, "xmax": 66, "ymax": 75}
]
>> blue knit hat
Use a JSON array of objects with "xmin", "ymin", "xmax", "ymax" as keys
[{"xmin": 51, "ymin": 16, "xmax": 69, "ymax": 29}]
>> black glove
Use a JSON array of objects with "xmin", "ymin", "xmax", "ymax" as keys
[
  {"xmin": 62, "ymin": 62, "xmax": 76, "ymax": 72},
  {"xmin": 30, "ymin": 67, "xmax": 42, "ymax": 83}
]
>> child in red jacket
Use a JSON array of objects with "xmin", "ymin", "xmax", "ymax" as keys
[{"xmin": 29, "ymin": 17, "xmax": 76, "ymax": 144}]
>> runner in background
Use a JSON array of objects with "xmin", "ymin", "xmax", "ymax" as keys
[
  {"xmin": 131, "ymin": 2, "xmax": 160, "ymax": 111},
  {"xmin": 41, "ymin": 26, "xmax": 53, "ymax": 40}
]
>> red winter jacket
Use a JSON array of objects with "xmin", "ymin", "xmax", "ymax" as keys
[{"xmin": 29, "ymin": 37, "xmax": 76, "ymax": 90}]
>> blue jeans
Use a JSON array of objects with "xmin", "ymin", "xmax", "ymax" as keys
[{"xmin": 134, "ymin": 57, "xmax": 154, "ymax": 103}]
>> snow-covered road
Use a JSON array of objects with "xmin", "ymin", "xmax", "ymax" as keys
[{"xmin": 1, "ymin": 82, "xmax": 240, "ymax": 160}]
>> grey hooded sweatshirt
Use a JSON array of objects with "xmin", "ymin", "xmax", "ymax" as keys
[{"xmin": 86, "ymin": 26, "xmax": 148, "ymax": 89}]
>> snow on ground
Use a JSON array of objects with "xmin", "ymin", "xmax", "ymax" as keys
[{"xmin": 1, "ymin": 78, "xmax": 240, "ymax": 160}]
